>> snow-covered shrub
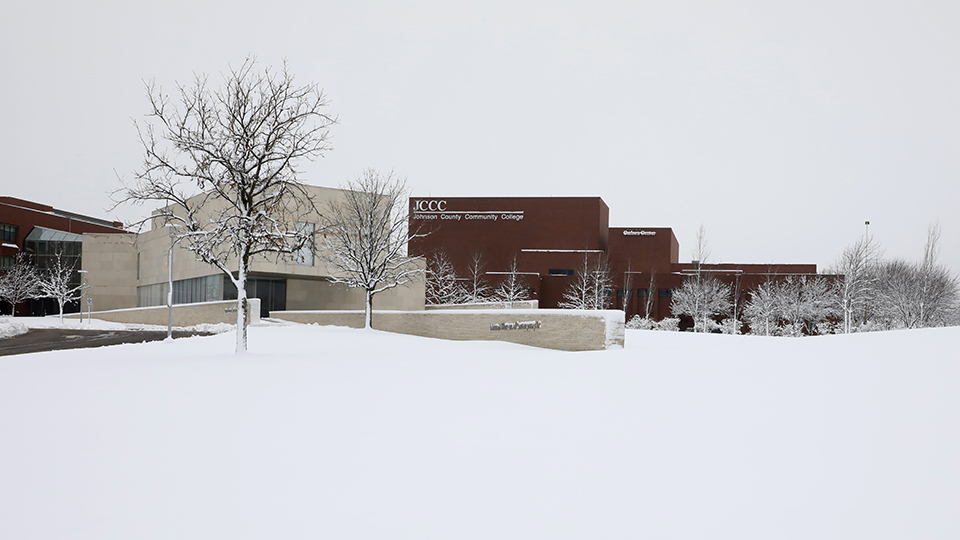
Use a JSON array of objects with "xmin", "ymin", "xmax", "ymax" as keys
[
  {"xmin": 720, "ymin": 318, "xmax": 742, "ymax": 335},
  {"xmin": 625, "ymin": 316, "xmax": 680, "ymax": 331},
  {"xmin": 814, "ymin": 321, "xmax": 839, "ymax": 335},
  {"xmin": 626, "ymin": 315, "xmax": 656, "ymax": 330},
  {"xmin": 775, "ymin": 323, "xmax": 805, "ymax": 337},
  {"xmin": 656, "ymin": 318, "xmax": 680, "ymax": 332}
]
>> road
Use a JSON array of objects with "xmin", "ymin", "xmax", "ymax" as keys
[{"xmin": 0, "ymin": 328, "xmax": 215, "ymax": 357}]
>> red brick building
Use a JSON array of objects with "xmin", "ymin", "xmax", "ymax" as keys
[
  {"xmin": 408, "ymin": 196, "xmax": 818, "ymax": 324},
  {"xmin": 0, "ymin": 197, "xmax": 127, "ymax": 316}
]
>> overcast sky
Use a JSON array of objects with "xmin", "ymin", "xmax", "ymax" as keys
[{"xmin": 2, "ymin": 0, "xmax": 957, "ymax": 271}]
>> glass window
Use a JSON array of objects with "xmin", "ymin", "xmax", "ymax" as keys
[
  {"xmin": 1, "ymin": 224, "xmax": 16, "ymax": 243},
  {"xmin": 637, "ymin": 288, "xmax": 649, "ymax": 297},
  {"xmin": 1, "ymin": 256, "xmax": 14, "ymax": 270},
  {"xmin": 138, "ymin": 274, "xmax": 223, "ymax": 307},
  {"xmin": 294, "ymin": 222, "xmax": 315, "ymax": 266},
  {"xmin": 548, "ymin": 269, "xmax": 575, "ymax": 276},
  {"xmin": 658, "ymin": 288, "xmax": 673, "ymax": 298}
]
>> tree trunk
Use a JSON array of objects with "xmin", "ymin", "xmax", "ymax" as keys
[
  {"xmin": 236, "ymin": 257, "xmax": 248, "ymax": 354},
  {"xmin": 364, "ymin": 289, "xmax": 373, "ymax": 329}
]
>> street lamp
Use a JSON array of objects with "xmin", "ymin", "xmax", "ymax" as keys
[
  {"xmin": 78, "ymin": 269, "xmax": 88, "ymax": 325},
  {"xmin": 865, "ymin": 221, "xmax": 870, "ymax": 239},
  {"xmin": 167, "ymin": 227, "xmax": 175, "ymax": 341}
]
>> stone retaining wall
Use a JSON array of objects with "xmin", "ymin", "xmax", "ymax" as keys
[
  {"xmin": 64, "ymin": 299, "xmax": 261, "ymax": 327},
  {"xmin": 270, "ymin": 308, "xmax": 624, "ymax": 351}
]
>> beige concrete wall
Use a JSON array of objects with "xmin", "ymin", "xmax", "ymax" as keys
[
  {"xmin": 286, "ymin": 271, "xmax": 425, "ymax": 312},
  {"xmin": 426, "ymin": 300, "xmax": 538, "ymax": 310},
  {"xmin": 270, "ymin": 308, "xmax": 624, "ymax": 351},
  {"xmin": 83, "ymin": 185, "xmax": 427, "ymax": 312},
  {"xmin": 65, "ymin": 299, "xmax": 261, "ymax": 326},
  {"xmin": 81, "ymin": 233, "xmax": 139, "ymax": 311},
  {"xmin": 142, "ymin": 184, "xmax": 352, "ymax": 282}
]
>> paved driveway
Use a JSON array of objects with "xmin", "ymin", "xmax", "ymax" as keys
[{"xmin": 0, "ymin": 328, "xmax": 215, "ymax": 356}]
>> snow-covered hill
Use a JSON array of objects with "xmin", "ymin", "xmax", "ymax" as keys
[{"xmin": 1, "ymin": 324, "xmax": 958, "ymax": 539}]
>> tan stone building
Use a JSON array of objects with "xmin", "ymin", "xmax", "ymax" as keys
[{"xmin": 81, "ymin": 185, "xmax": 425, "ymax": 317}]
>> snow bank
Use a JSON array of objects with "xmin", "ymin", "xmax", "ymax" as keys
[
  {"xmin": 1, "ymin": 325, "xmax": 959, "ymax": 539},
  {"xmin": 0, "ymin": 318, "xmax": 28, "ymax": 339}
]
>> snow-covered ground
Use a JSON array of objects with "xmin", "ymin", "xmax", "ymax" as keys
[{"xmin": 1, "ymin": 323, "xmax": 959, "ymax": 539}]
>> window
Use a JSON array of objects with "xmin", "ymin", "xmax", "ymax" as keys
[
  {"xmin": 548, "ymin": 269, "xmax": 575, "ymax": 276},
  {"xmin": 294, "ymin": 222, "xmax": 315, "ymax": 266},
  {"xmin": 1, "ymin": 256, "xmax": 14, "ymax": 270},
  {"xmin": 616, "ymin": 288, "xmax": 631, "ymax": 297},
  {"xmin": 637, "ymin": 288, "xmax": 649, "ymax": 297},
  {"xmin": 1, "ymin": 224, "xmax": 17, "ymax": 243},
  {"xmin": 658, "ymin": 288, "xmax": 673, "ymax": 298},
  {"xmin": 137, "ymin": 274, "xmax": 223, "ymax": 307}
]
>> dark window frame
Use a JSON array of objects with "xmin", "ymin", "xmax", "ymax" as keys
[{"xmin": 1, "ymin": 224, "xmax": 17, "ymax": 243}]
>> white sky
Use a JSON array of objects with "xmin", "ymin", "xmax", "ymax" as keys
[{"xmin": 2, "ymin": 0, "xmax": 958, "ymax": 271}]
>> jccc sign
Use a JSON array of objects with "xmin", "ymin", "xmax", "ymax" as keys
[{"xmin": 412, "ymin": 199, "xmax": 447, "ymax": 212}]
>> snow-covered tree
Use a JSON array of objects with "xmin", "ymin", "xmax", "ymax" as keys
[
  {"xmin": 493, "ymin": 256, "xmax": 531, "ymax": 305},
  {"xmin": 642, "ymin": 271, "xmax": 657, "ymax": 319},
  {"xmin": 114, "ymin": 57, "xmax": 334, "ymax": 353},
  {"xmin": 743, "ymin": 280, "xmax": 779, "ymax": 336},
  {"xmin": 462, "ymin": 252, "xmax": 492, "ymax": 303},
  {"xmin": 0, "ymin": 254, "xmax": 41, "ymax": 316},
  {"xmin": 774, "ymin": 275, "xmax": 838, "ymax": 335},
  {"xmin": 670, "ymin": 226, "xmax": 731, "ymax": 332},
  {"xmin": 670, "ymin": 275, "xmax": 732, "ymax": 332},
  {"xmin": 915, "ymin": 222, "xmax": 959, "ymax": 327},
  {"xmin": 322, "ymin": 169, "xmax": 424, "ymax": 328},
  {"xmin": 38, "ymin": 248, "xmax": 85, "ymax": 323},
  {"xmin": 425, "ymin": 251, "xmax": 464, "ymax": 305},
  {"xmin": 875, "ymin": 252, "xmax": 958, "ymax": 330},
  {"xmin": 831, "ymin": 234, "xmax": 882, "ymax": 333},
  {"xmin": 559, "ymin": 251, "xmax": 612, "ymax": 310}
]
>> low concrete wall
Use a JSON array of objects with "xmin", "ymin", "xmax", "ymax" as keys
[
  {"xmin": 64, "ymin": 299, "xmax": 261, "ymax": 327},
  {"xmin": 270, "ymin": 308, "xmax": 624, "ymax": 351},
  {"xmin": 425, "ymin": 300, "xmax": 539, "ymax": 310}
]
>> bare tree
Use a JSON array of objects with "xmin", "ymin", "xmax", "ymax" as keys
[
  {"xmin": 0, "ymin": 254, "xmax": 41, "ymax": 316},
  {"xmin": 113, "ymin": 57, "xmax": 335, "ymax": 353},
  {"xmin": 744, "ymin": 280, "xmax": 779, "ymax": 336},
  {"xmin": 671, "ymin": 275, "xmax": 732, "ymax": 332},
  {"xmin": 772, "ymin": 275, "xmax": 839, "ymax": 335},
  {"xmin": 671, "ymin": 225, "xmax": 730, "ymax": 332},
  {"xmin": 875, "ymin": 259, "xmax": 920, "ymax": 329},
  {"xmin": 322, "ymin": 169, "xmax": 424, "ymax": 328},
  {"xmin": 643, "ymin": 271, "xmax": 657, "ymax": 319},
  {"xmin": 463, "ymin": 252, "xmax": 492, "ymax": 303},
  {"xmin": 620, "ymin": 263, "xmax": 634, "ymax": 314},
  {"xmin": 916, "ymin": 222, "xmax": 959, "ymax": 327},
  {"xmin": 425, "ymin": 251, "xmax": 464, "ymax": 305},
  {"xmin": 559, "ymin": 251, "xmax": 613, "ymax": 310},
  {"xmin": 832, "ymin": 233, "xmax": 882, "ymax": 333},
  {"xmin": 39, "ymin": 248, "xmax": 85, "ymax": 323},
  {"xmin": 493, "ymin": 256, "xmax": 531, "ymax": 306}
]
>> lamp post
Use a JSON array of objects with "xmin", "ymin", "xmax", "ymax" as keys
[
  {"xmin": 865, "ymin": 220, "xmax": 870, "ymax": 239},
  {"xmin": 167, "ymin": 227, "xmax": 175, "ymax": 341},
  {"xmin": 77, "ymin": 269, "xmax": 88, "ymax": 325}
]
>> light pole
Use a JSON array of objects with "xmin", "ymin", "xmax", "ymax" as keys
[
  {"xmin": 865, "ymin": 220, "xmax": 870, "ymax": 239},
  {"xmin": 167, "ymin": 227, "xmax": 175, "ymax": 341},
  {"xmin": 77, "ymin": 269, "xmax": 88, "ymax": 325}
]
